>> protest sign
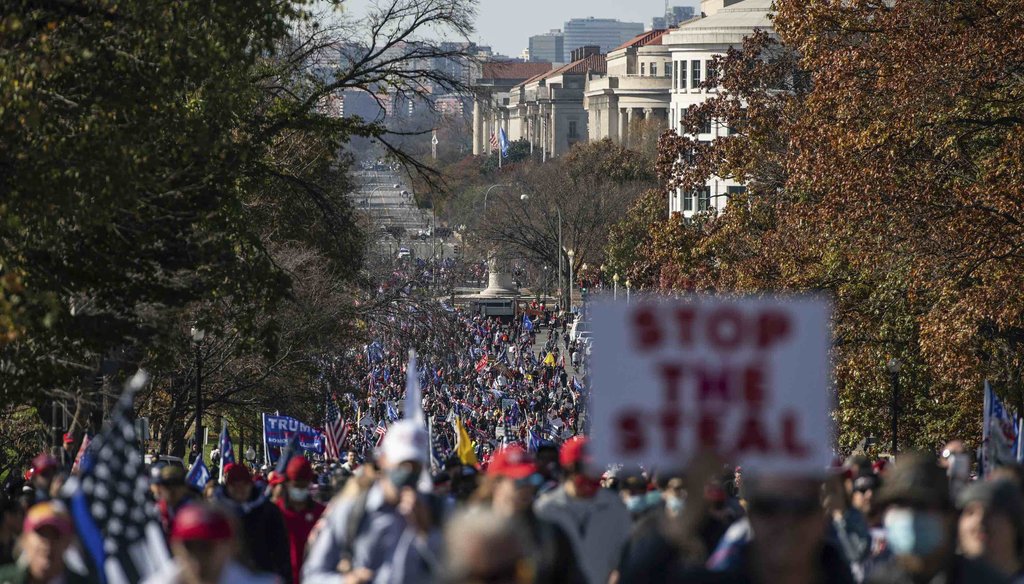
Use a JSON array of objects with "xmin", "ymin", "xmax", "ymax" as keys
[
  {"xmin": 590, "ymin": 296, "xmax": 832, "ymax": 475},
  {"xmin": 262, "ymin": 413, "xmax": 325, "ymax": 463}
]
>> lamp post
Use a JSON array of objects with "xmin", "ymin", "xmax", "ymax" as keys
[
  {"xmin": 190, "ymin": 327, "xmax": 206, "ymax": 449},
  {"xmin": 887, "ymin": 358, "xmax": 901, "ymax": 456},
  {"xmin": 567, "ymin": 249, "xmax": 575, "ymax": 311},
  {"xmin": 625, "ymin": 279, "xmax": 632, "ymax": 304},
  {"xmin": 614, "ymin": 273, "xmax": 619, "ymax": 301},
  {"xmin": 245, "ymin": 446, "xmax": 257, "ymax": 465}
]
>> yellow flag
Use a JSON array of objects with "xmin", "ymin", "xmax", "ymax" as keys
[
  {"xmin": 455, "ymin": 418, "xmax": 478, "ymax": 466},
  {"xmin": 543, "ymin": 352, "xmax": 556, "ymax": 367}
]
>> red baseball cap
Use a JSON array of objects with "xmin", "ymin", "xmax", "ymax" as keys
[
  {"xmin": 285, "ymin": 456, "xmax": 315, "ymax": 482},
  {"xmin": 267, "ymin": 471, "xmax": 286, "ymax": 486},
  {"xmin": 223, "ymin": 463, "xmax": 251, "ymax": 485},
  {"xmin": 63, "ymin": 433, "xmax": 75, "ymax": 445},
  {"xmin": 171, "ymin": 504, "xmax": 233, "ymax": 542},
  {"xmin": 559, "ymin": 436, "xmax": 592, "ymax": 469},
  {"xmin": 489, "ymin": 446, "xmax": 536, "ymax": 480},
  {"xmin": 24, "ymin": 502, "xmax": 73, "ymax": 536},
  {"xmin": 32, "ymin": 453, "xmax": 58, "ymax": 474}
]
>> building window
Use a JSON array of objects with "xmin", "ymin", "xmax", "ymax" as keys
[
  {"xmin": 683, "ymin": 189, "xmax": 693, "ymax": 212},
  {"xmin": 665, "ymin": 61, "xmax": 672, "ymax": 79},
  {"xmin": 691, "ymin": 59, "xmax": 702, "ymax": 89},
  {"xmin": 650, "ymin": 62, "xmax": 657, "ymax": 77},
  {"xmin": 727, "ymin": 185, "xmax": 747, "ymax": 196},
  {"xmin": 707, "ymin": 61, "xmax": 718, "ymax": 88},
  {"xmin": 678, "ymin": 61, "xmax": 686, "ymax": 90},
  {"xmin": 701, "ymin": 117, "xmax": 712, "ymax": 135},
  {"xmin": 640, "ymin": 62, "xmax": 646, "ymax": 76},
  {"xmin": 697, "ymin": 186, "xmax": 711, "ymax": 211},
  {"xmin": 568, "ymin": 120, "xmax": 578, "ymax": 138}
]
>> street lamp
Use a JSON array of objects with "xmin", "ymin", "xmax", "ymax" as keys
[
  {"xmin": 625, "ymin": 279, "xmax": 632, "ymax": 304},
  {"xmin": 190, "ymin": 327, "xmax": 206, "ymax": 449},
  {"xmin": 567, "ymin": 249, "xmax": 575, "ymax": 310},
  {"xmin": 887, "ymin": 358, "xmax": 901, "ymax": 456},
  {"xmin": 245, "ymin": 446, "xmax": 257, "ymax": 464},
  {"xmin": 613, "ymin": 273, "xmax": 619, "ymax": 301}
]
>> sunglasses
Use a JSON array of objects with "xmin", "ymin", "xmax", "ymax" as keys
[{"xmin": 747, "ymin": 497, "xmax": 821, "ymax": 517}]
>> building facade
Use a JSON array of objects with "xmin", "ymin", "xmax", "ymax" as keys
[
  {"xmin": 529, "ymin": 30, "xmax": 565, "ymax": 64},
  {"xmin": 584, "ymin": 30, "xmax": 672, "ymax": 147},
  {"xmin": 563, "ymin": 18, "xmax": 644, "ymax": 63},
  {"xmin": 471, "ymin": 61, "xmax": 554, "ymax": 156},
  {"xmin": 665, "ymin": 0, "xmax": 774, "ymax": 216}
]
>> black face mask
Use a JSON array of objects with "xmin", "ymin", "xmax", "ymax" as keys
[{"xmin": 389, "ymin": 466, "xmax": 420, "ymax": 490}]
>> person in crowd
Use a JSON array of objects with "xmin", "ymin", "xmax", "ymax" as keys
[
  {"xmin": 153, "ymin": 465, "xmax": 193, "ymax": 535},
  {"xmin": 144, "ymin": 503, "xmax": 278, "ymax": 584},
  {"xmin": 28, "ymin": 454, "xmax": 58, "ymax": 504},
  {"xmin": 302, "ymin": 420, "xmax": 444, "ymax": 584},
  {"xmin": 217, "ymin": 463, "xmax": 291, "ymax": 583},
  {"xmin": 710, "ymin": 473, "xmax": 855, "ymax": 584},
  {"xmin": 957, "ymin": 479, "xmax": 1024, "ymax": 583},
  {"xmin": 475, "ymin": 445, "xmax": 585, "ymax": 584},
  {"xmin": 441, "ymin": 508, "xmax": 533, "ymax": 584},
  {"xmin": 266, "ymin": 472, "xmax": 286, "ymax": 504},
  {"xmin": 534, "ymin": 436, "xmax": 631, "ymax": 584},
  {"xmin": 0, "ymin": 501, "xmax": 94, "ymax": 584},
  {"xmin": 866, "ymin": 452, "xmax": 1008, "ymax": 584},
  {"xmin": 59, "ymin": 434, "xmax": 76, "ymax": 473},
  {"xmin": 620, "ymin": 474, "xmax": 663, "ymax": 521},
  {"xmin": 277, "ymin": 456, "xmax": 325, "ymax": 584},
  {"xmin": 0, "ymin": 493, "xmax": 25, "ymax": 566},
  {"xmin": 825, "ymin": 473, "xmax": 872, "ymax": 582},
  {"xmin": 341, "ymin": 452, "xmax": 360, "ymax": 474},
  {"xmin": 851, "ymin": 473, "xmax": 880, "ymax": 518}
]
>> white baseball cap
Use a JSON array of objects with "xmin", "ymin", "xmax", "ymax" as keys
[{"xmin": 381, "ymin": 420, "xmax": 428, "ymax": 465}]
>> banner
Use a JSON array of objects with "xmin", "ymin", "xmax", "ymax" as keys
[
  {"xmin": 262, "ymin": 413, "xmax": 325, "ymax": 463},
  {"xmin": 590, "ymin": 296, "xmax": 832, "ymax": 475},
  {"xmin": 982, "ymin": 380, "xmax": 1019, "ymax": 475}
]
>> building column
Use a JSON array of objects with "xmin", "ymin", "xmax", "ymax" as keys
[
  {"xmin": 625, "ymin": 108, "xmax": 635, "ymax": 147},
  {"xmin": 472, "ymin": 97, "xmax": 483, "ymax": 156},
  {"xmin": 549, "ymin": 103, "xmax": 558, "ymax": 157},
  {"xmin": 618, "ymin": 108, "xmax": 628, "ymax": 146}
]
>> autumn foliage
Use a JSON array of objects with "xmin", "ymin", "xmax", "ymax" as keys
[{"xmin": 612, "ymin": 0, "xmax": 1024, "ymax": 451}]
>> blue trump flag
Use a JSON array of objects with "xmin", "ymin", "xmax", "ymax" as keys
[
  {"xmin": 218, "ymin": 422, "xmax": 235, "ymax": 483},
  {"xmin": 275, "ymin": 432, "xmax": 302, "ymax": 474},
  {"xmin": 186, "ymin": 458, "xmax": 211, "ymax": 490},
  {"xmin": 522, "ymin": 313, "xmax": 534, "ymax": 332}
]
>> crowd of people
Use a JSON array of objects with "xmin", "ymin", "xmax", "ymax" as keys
[{"xmin": 2, "ymin": 259, "xmax": 1024, "ymax": 584}]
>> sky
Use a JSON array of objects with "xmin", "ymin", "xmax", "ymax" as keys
[{"xmin": 340, "ymin": 0, "xmax": 697, "ymax": 57}]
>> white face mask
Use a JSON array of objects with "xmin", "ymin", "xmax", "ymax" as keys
[{"xmin": 288, "ymin": 487, "xmax": 310, "ymax": 503}]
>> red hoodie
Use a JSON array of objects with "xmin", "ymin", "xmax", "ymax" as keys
[{"xmin": 276, "ymin": 498, "xmax": 325, "ymax": 584}]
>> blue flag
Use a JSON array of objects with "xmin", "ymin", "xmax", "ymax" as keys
[
  {"xmin": 219, "ymin": 422, "xmax": 235, "ymax": 483},
  {"xmin": 522, "ymin": 313, "xmax": 533, "ymax": 332},
  {"xmin": 186, "ymin": 458, "xmax": 211, "ymax": 489},
  {"xmin": 499, "ymin": 127, "xmax": 510, "ymax": 158},
  {"xmin": 275, "ymin": 432, "xmax": 302, "ymax": 475},
  {"xmin": 528, "ymin": 429, "xmax": 542, "ymax": 453},
  {"xmin": 386, "ymin": 402, "xmax": 400, "ymax": 423}
]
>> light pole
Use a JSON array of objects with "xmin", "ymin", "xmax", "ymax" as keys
[
  {"xmin": 625, "ymin": 279, "xmax": 632, "ymax": 304},
  {"xmin": 887, "ymin": 358, "xmax": 901, "ymax": 456},
  {"xmin": 567, "ymin": 249, "xmax": 575, "ymax": 311},
  {"xmin": 482, "ymin": 183, "xmax": 516, "ymax": 212},
  {"xmin": 190, "ymin": 327, "xmax": 206, "ymax": 449},
  {"xmin": 614, "ymin": 273, "xmax": 619, "ymax": 301}
]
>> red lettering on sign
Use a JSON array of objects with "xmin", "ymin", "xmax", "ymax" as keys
[
  {"xmin": 696, "ymin": 366, "xmax": 730, "ymax": 403},
  {"xmin": 616, "ymin": 411, "xmax": 646, "ymax": 453},
  {"xmin": 743, "ymin": 365, "xmax": 766, "ymax": 406},
  {"xmin": 735, "ymin": 414, "xmax": 771, "ymax": 453},
  {"xmin": 632, "ymin": 308, "xmax": 663, "ymax": 350},
  {"xmin": 707, "ymin": 308, "xmax": 744, "ymax": 350},
  {"xmin": 697, "ymin": 412, "xmax": 720, "ymax": 450},
  {"xmin": 782, "ymin": 411, "xmax": 810, "ymax": 457},
  {"xmin": 757, "ymin": 311, "xmax": 791, "ymax": 348},
  {"xmin": 660, "ymin": 364, "xmax": 684, "ymax": 403},
  {"xmin": 674, "ymin": 308, "xmax": 697, "ymax": 347},
  {"xmin": 660, "ymin": 410, "xmax": 683, "ymax": 452}
]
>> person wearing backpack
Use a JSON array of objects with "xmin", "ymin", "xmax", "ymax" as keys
[{"xmin": 302, "ymin": 421, "xmax": 443, "ymax": 584}]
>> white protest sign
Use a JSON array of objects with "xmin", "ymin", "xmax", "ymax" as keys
[{"xmin": 590, "ymin": 296, "xmax": 832, "ymax": 475}]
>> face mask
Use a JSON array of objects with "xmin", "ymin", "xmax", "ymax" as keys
[
  {"xmin": 884, "ymin": 508, "xmax": 946, "ymax": 557},
  {"xmin": 626, "ymin": 496, "xmax": 646, "ymax": 513},
  {"xmin": 666, "ymin": 497, "xmax": 684, "ymax": 515},
  {"xmin": 288, "ymin": 487, "xmax": 310, "ymax": 503},
  {"xmin": 572, "ymin": 475, "xmax": 601, "ymax": 499},
  {"xmin": 389, "ymin": 466, "xmax": 419, "ymax": 490}
]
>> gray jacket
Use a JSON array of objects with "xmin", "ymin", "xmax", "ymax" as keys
[{"xmin": 302, "ymin": 484, "xmax": 442, "ymax": 584}]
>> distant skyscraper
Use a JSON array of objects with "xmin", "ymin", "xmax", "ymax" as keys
[
  {"xmin": 668, "ymin": 5, "xmax": 696, "ymax": 26},
  {"xmin": 529, "ymin": 30, "xmax": 564, "ymax": 63},
  {"xmin": 563, "ymin": 18, "xmax": 644, "ymax": 62}
]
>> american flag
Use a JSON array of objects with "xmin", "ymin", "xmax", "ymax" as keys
[
  {"xmin": 375, "ymin": 421, "xmax": 388, "ymax": 447},
  {"xmin": 489, "ymin": 132, "xmax": 498, "ymax": 152},
  {"xmin": 63, "ymin": 371, "xmax": 170, "ymax": 584},
  {"xmin": 324, "ymin": 394, "xmax": 347, "ymax": 461}
]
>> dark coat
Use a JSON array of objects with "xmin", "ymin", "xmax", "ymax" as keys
[{"xmin": 216, "ymin": 487, "xmax": 292, "ymax": 584}]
